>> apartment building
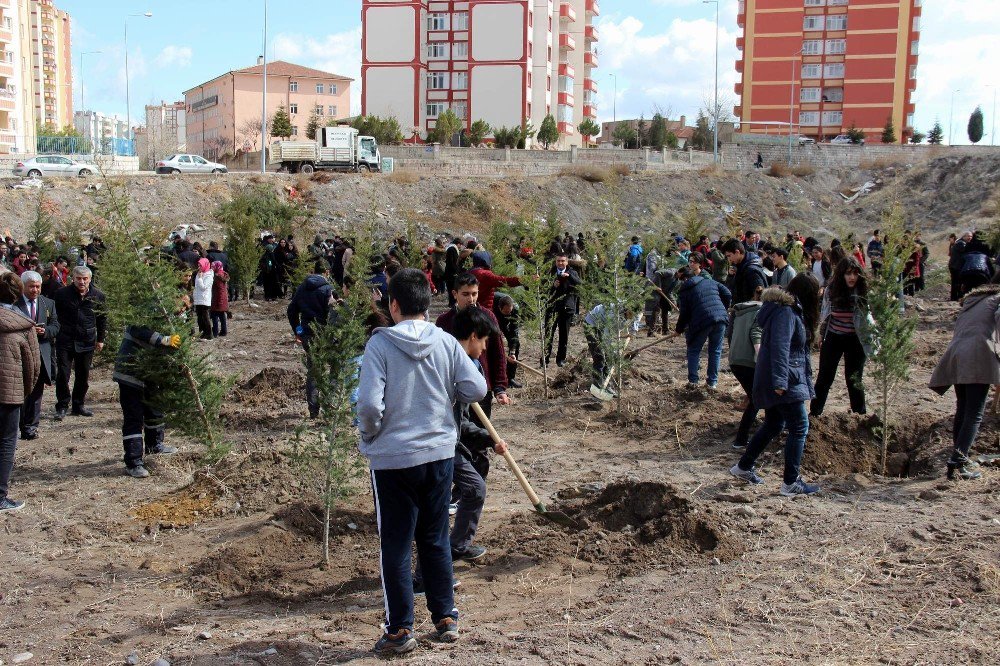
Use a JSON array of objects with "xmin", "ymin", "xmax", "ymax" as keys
[
  {"xmin": 735, "ymin": 0, "xmax": 919, "ymax": 143},
  {"xmin": 183, "ymin": 60, "xmax": 352, "ymax": 159},
  {"xmin": 361, "ymin": 0, "xmax": 599, "ymax": 147},
  {"xmin": 73, "ymin": 110, "xmax": 128, "ymax": 146},
  {"xmin": 27, "ymin": 0, "xmax": 71, "ymax": 129}
]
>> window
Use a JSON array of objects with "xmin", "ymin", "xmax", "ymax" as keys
[
  {"xmin": 803, "ymin": 16, "xmax": 823, "ymax": 31},
  {"xmin": 911, "ymin": 40, "xmax": 919, "ymax": 55},
  {"xmin": 328, "ymin": 105, "xmax": 337, "ymax": 116},
  {"xmin": 829, "ymin": 0, "xmax": 848, "ymax": 5},
  {"xmin": 428, "ymin": 72, "xmax": 448, "ymax": 89},
  {"xmin": 804, "ymin": 0, "xmax": 825, "ymax": 5},
  {"xmin": 824, "ymin": 62, "xmax": 844, "ymax": 78},
  {"xmin": 178, "ymin": 155, "xmax": 191, "ymax": 163},
  {"xmin": 289, "ymin": 103, "xmax": 298, "ymax": 115},
  {"xmin": 822, "ymin": 87, "xmax": 843, "ymax": 102},
  {"xmin": 428, "ymin": 43, "xmax": 448, "ymax": 59},
  {"xmin": 289, "ymin": 81, "xmax": 298, "ymax": 92},
  {"xmin": 560, "ymin": 106, "xmax": 573, "ymax": 123},
  {"xmin": 292, "ymin": 126, "xmax": 298, "ymax": 136},
  {"xmin": 802, "ymin": 64, "xmax": 821, "ymax": 79},
  {"xmin": 798, "ymin": 111, "xmax": 819, "ymax": 126},
  {"xmin": 453, "ymin": 72, "xmax": 468, "ymax": 90},
  {"xmin": 909, "ymin": 64, "xmax": 917, "ymax": 80},
  {"xmin": 913, "ymin": 16, "xmax": 920, "ymax": 31},
  {"xmin": 428, "ymin": 13, "xmax": 448, "ymax": 31},
  {"xmin": 825, "ymin": 39, "xmax": 846, "ymax": 55},
  {"xmin": 453, "ymin": 11, "xmax": 468, "ymax": 30},
  {"xmin": 826, "ymin": 15, "xmax": 847, "ymax": 31},
  {"xmin": 316, "ymin": 83, "xmax": 325, "ymax": 94},
  {"xmin": 194, "ymin": 157, "xmax": 208, "ymax": 164},
  {"xmin": 426, "ymin": 103, "xmax": 446, "ymax": 117},
  {"xmin": 453, "ymin": 42, "xmax": 468, "ymax": 58},
  {"xmin": 907, "ymin": 113, "xmax": 914, "ymax": 127},
  {"xmin": 330, "ymin": 84, "xmax": 338, "ymax": 95},
  {"xmin": 315, "ymin": 105, "xmax": 324, "ymax": 115},
  {"xmin": 452, "ymin": 102, "xmax": 467, "ymax": 119},
  {"xmin": 802, "ymin": 40, "xmax": 822, "ymax": 56},
  {"xmin": 800, "ymin": 87, "xmax": 821, "ymax": 103},
  {"xmin": 559, "ymin": 75, "xmax": 574, "ymax": 93},
  {"xmin": 822, "ymin": 111, "xmax": 843, "ymax": 126}
]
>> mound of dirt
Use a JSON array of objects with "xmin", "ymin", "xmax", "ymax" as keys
[
  {"xmin": 132, "ymin": 491, "xmax": 217, "ymax": 527},
  {"xmin": 493, "ymin": 480, "xmax": 741, "ymax": 576},
  {"xmin": 230, "ymin": 367, "xmax": 304, "ymax": 407}
]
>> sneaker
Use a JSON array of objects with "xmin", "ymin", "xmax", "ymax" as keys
[
  {"xmin": 731, "ymin": 440, "xmax": 748, "ymax": 450},
  {"xmin": 706, "ymin": 383, "xmax": 718, "ymax": 391},
  {"xmin": 556, "ymin": 360, "xmax": 565, "ymax": 367},
  {"xmin": 0, "ymin": 498, "xmax": 25, "ymax": 512},
  {"xmin": 71, "ymin": 407, "xmax": 94, "ymax": 417},
  {"xmin": 687, "ymin": 381, "xmax": 700, "ymax": 388},
  {"xmin": 54, "ymin": 408, "xmax": 66, "ymax": 422},
  {"xmin": 126, "ymin": 465, "xmax": 150, "ymax": 479},
  {"xmin": 373, "ymin": 629, "xmax": 417, "ymax": 655},
  {"xmin": 729, "ymin": 464, "xmax": 764, "ymax": 485},
  {"xmin": 147, "ymin": 444, "xmax": 177, "ymax": 455},
  {"xmin": 452, "ymin": 544, "xmax": 487, "ymax": 562},
  {"xmin": 449, "ymin": 502, "xmax": 459, "ymax": 516},
  {"xmin": 434, "ymin": 617, "xmax": 460, "ymax": 643},
  {"xmin": 508, "ymin": 379, "xmax": 524, "ymax": 389},
  {"xmin": 780, "ymin": 478, "xmax": 821, "ymax": 496}
]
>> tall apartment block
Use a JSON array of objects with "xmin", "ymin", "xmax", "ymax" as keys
[
  {"xmin": 361, "ymin": 0, "xmax": 599, "ymax": 147},
  {"xmin": 735, "ymin": 0, "xmax": 919, "ymax": 143},
  {"xmin": 27, "ymin": 0, "xmax": 72, "ymax": 129}
]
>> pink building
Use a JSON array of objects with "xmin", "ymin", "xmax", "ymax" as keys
[{"xmin": 183, "ymin": 60, "xmax": 353, "ymax": 159}]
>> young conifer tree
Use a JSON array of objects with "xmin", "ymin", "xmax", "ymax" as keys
[
  {"xmin": 864, "ymin": 203, "xmax": 917, "ymax": 474},
  {"xmin": 98, "ymin": 180, "xmax": 229, "ymax": 460}
]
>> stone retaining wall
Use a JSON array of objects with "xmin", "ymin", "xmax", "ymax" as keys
[
  {"xmin": 722, "ymin": 143, "xmax": 1000, "ymax": 171},
  {"xmin": 0, "ymin": 155, "xmax": 140, "ymax": 178}
]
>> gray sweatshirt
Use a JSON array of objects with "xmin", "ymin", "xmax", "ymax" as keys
[{"xmin": 357, "ymin": 320, "xmax": 488, "ymax": 470}]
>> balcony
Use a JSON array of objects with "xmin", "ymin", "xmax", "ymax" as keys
[
  {"xmin": 0, "ymin": 96, "xmax": 14, "ymax": 111},
  {"xmin": 0, "ymin": 27, "xmax": 12, "ymax": 43},
  {"xmin": 559, "ymin": 34, "xmax": 576, "ymax": 51},
  {"xmin": 736, "ymin": 36, "xmax": 744, "ymax": 50},
  {"xmin": 583, "ymin": 77, "xmax": 597, "ymax": 93},
  {"xmin": 559, "ymin": 3, "xmax": 576, "ymax": 22},
  {"xmin": 736, "ymin": 59, "xmax": 743, "ymax": 73},
  {"xmin": 0, "ymin": 61, "xmax": 12, "ymax": 77},
  {"xmin": 585, "ymin": 25, "xmax": 598, "ymax": 42},
  {"xmin": 558, "ymin": 121, "xmax": 575, "ymax": 135},
  {"xmin": 558, "ymin": 63, "xmax": 575, "ymax": 78},
  {"xmin": 558, "ymin": 92, "xmax": 575, "ymax": 107},
  {"xmin": 587, "ymin": 0, "xmax": 600, "ymax": 16},
  {"xmin": 584, "ymin": 50, "xmax": 598, "ymax": 68},
  {"xmin": 734, "ymin": 82, "xmax": 743, "ymax": 95},
  {"xmin": 584, "ymin": 104, "xmax": 597, "ymax": 119}
]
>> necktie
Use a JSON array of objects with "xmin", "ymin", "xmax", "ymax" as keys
[{"xmin": 29, "ymin": 300, "xmax": 36, "ymax": 322}]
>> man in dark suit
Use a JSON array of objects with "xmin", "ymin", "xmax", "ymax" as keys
[
  {"xmin": 53, "ymin": 266, "xmax": 106, "ymax": 419},
  {"xmin": 17, "ymin": 271, "xmax": 59, "ymax": 439}
]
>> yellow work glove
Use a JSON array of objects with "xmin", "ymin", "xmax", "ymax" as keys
[{"xmin": 162, "ymin": 334, "xmax": 181, "ymax": 349}]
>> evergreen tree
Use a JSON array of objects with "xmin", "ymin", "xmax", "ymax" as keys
[
  {"xmin": 665, "ymin": 130, "xmax": 679, "ymax": 149},
  {"xmin": 492, "ymin": 126, "xmax": 518, "ymax": 149},
  {"xmin": 537, "ymin": 114, "xmax": 560, "ymax": 148},
  {"xmin": 881, "ymin": 116, "xmax": 897, "ymax": 144},
  {"xmin": 612, "ymin": 123, "xmax": 637, "ymax": 148},
  {"xmin": 909, "ymin": 130, "xmax": 926, "ymax": 144},
  {"xmin": 433, "ymin": 109, "xmax": 464, "ymax": 146},
  {"xmin": 349, "ymin": 115, "xmax": 404, "ymax": 145},
  {"xmin": 468, "ymin": 119, "xmax": 491, "ymax": 146},
  {"xmin": 518, "ymin": 119, "xmax": 536, "ymax": 149},
  {"xmin": 648, "ymin": 113, "xmax": 668, "ymax": 149},
  {"xmin": 578, "ymin": 118, "xmax": 600, "ymax": 145},
  {"xmin": 968, "ymin": 106, "xmax": 985, "ymax": 144},
  {"xmin": 846, "ymin": 123, "xmax": 866, "ymax": 144},
  {"xmin": 927, "ymin": 121, "xmax": 944, "ymax": 145},
  {"xmin": 305, "ymin": 111, "xmax": 320, "ymax": 140},
  {"xmin": 271, "ymin": 105, "xmax": 294, "ymax": 139},
  {"xmin": 28, "ymin": 190, "xmax": 58, "ymax": 263},
  {"xmin": 691, "ymin": 112, "xmax": 712, "ymax": 151},
  {"xmin": 637, "ymin": 116, "xmax": 648, "ymax": 148}
]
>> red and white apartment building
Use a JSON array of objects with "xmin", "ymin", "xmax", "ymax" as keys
[{"xmin": 361, "ymin": 0, "xmax": 599, "ymax": 146}]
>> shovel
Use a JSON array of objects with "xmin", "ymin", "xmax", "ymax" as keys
[
  {"xmin": 469, "ymin": 402, "xmax": 580, "ymax": 529},
  {"xmin": 589, "ymin": 337, "xmax": 631, "ymax": 402},
  {"xmin": 506, "ymin": 355, "xmax": 546, "ymax": 379}
]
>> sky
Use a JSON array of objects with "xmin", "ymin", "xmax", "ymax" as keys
[{"xmin": 62, "ymin": 0, "xmax": 999, "ymax": 144}]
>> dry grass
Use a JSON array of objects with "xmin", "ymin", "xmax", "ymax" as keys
[
  {"xmin": 791, "ymin": 164, "xmax": 816, "ymax": 177},
  {"xmin": 767, "ymin": 161, "xmax": 791, "ymax": 178},
  {"xmin": 698, "ymin": 163, "xmax": 726, "ymax": 177},
  {"xmin": 858, "ymin": 156, "xmax": 909, "ymax": 170},
  {"xmin": 309, "ymin": 171, "xmax": 337, "ymax": 184},
  {"xmin": 610, "ymin": 163, "xmax": 632, "ymax": 177},
  {"xmin": 386, "ymin": 169, "xmax": 421, "ymax": 184},
  {"xmin": 560, "ymin": 165, "xmax": 616, "ymax": 183}
]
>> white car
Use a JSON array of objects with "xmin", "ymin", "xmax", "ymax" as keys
[
  {"xmin": 830, "ymin": 134, "xmax": 864, "ymax": 145},
  {"xmin": 797, "ymin": 136, "xmax": 816, "ymax": 146},
  {"xmin": 156, "ymin": 154, "xmax": 228, "ymax": 175},
  {"xmin": 13, "ymin": 156, "xmax": 98, "ymax": 178}
]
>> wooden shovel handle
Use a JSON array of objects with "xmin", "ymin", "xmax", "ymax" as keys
[
  {"xmin": 507, "ymin": 356, "xmax": 546, "ymax": 379},
  {"xmin": 470, "ymin": 402, "xmax": 542, "ymax": 506}
]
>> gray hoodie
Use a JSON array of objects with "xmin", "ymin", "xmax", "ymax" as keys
[{"xmin": 357, "ymin": 320, "xmax": 488, "ymax": 470}]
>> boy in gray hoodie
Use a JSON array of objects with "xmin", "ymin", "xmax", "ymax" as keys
[{"xmin": 357, "ymin": 268, "xmax": 487, "ymax": 655}]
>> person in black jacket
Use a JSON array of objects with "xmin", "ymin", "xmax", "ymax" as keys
[
  {"xmin": 676, "ymin": 260, "xmax": 732, "ymax": 389},
  {"xmin": 287, "ymin": 269, "xmax": 335, "ymax": 418},
  {"xmin": 959, "ymin": 232, "xmax": 994, "ymax": 296},
  {"xmin": 493, "ymin": 292, "xmax": 522, "ymax": 388},
  {"xmin": 722, "ymin": 239, "xmax": 768, "ymax": 305},
  {"xmin": 113, "ymin": 325, "xmax": 181, "ymax": 478},
  {"xmin": 544, "ymin": 252, "xmax": 581, "ymax": 367},
  {"xmin": 16, "ymin": 271, "xmax": 58, "ymax": 440},
  {"xmin": 53, "ymin": 267, "xmax": 106, "ymax": 419}
]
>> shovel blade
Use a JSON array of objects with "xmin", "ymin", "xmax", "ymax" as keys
[
  {"xmin": 534, "ymin": 504, "xmax": 582, "ymax": 529},
  {"xmin": 589, "ymin": 383, "xmax": 616, "ymax": 402}
]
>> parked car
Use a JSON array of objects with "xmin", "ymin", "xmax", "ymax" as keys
[
  {"xmin": 155, "ymin": 154, "xmax": 228, "ymax": 174},
  {"xmin": 797, "ymin": 136, "xmax": 816, "ymax": 146},
  {"xmin": 830, "ymin": 134, "xmax": 864, "ymax": 145},
  {"xmin": 13, "ymin": 156, "xmax": 99, "ymax": 178}
]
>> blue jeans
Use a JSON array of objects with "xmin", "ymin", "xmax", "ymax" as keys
[
  {"xmin": 686, "ymin": 322, "xmax": 726, "ymax": 385},
  {"xmin": 370, "ymin": 457, "xmax": 457, "ymax": 634},
  {"xmin": 738, "ymin": 400, "xmax": 809, "ymax": 485},
  {"xmin": 0, "ymin": 404, "xmax": 21, "ymax": 501}
]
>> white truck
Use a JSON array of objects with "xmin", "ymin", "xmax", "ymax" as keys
[{"xmin": 270, "ymin": 126, "xmax": 381, "ymax": 174}]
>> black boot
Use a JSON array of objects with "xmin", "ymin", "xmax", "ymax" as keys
[{"xmin": 947, "ymin": 451, "xmax": 982, "ymax": 480}]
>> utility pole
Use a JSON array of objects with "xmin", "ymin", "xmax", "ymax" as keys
[
  {"xmin": 704, "ymin": 0, "xmax": 719, "ymax": 163},
  {"xmin": 261, "ymin": 0, "xmax": 268, "ymax": 173},
  {"xmin": 788, "ymin": 48, "xmax": 803, "ymax": 164}
]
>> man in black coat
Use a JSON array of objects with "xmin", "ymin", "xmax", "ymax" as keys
[
  {"xmin": 287, "ymin": 270, "xmax": 335, "ymax": 418},
  {"xmin": 53, "ymin": 266, "xmax": 107, "ymax": 419},
  {"xmin": 17, "ymin": 271, "xmax": 59, "ymax": 439},
  {"xmin": 722, "ymin": 239, "xmax": 768, "ymax": 305},
  {"xmin": 544, "ymin": 252, "xmax": 582, "ymax": 367}
]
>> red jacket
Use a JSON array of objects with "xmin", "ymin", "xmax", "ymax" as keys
[
  {"xmin": 436, "ymin": 306, "xmax": 508, "ymax": 395},
  {"xmin": 469, "ymin": 267, "xmax": 521, "ymax": 313},
  {"xmin": 211, "ymin": 271, "xmax": 230, "ymax": 312}
]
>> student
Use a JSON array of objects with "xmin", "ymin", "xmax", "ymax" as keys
[
  {"xmin": 809, "ymin": 246, "xmax": 832, "ymax": 288},
  {"xmin": 675, "ymin": 259, "xmax": 732, "ymax": 389},
  {"xmin": 769, "ymin": 247, "xmax": 797, "ymax": 288},
  {"xmin": 722, "ymin": 239, "xmax": 768, "ymax": 305},
  {"xmin": 730, "ymin": 273, "xmax": 822, "ymax": 496},
  {"xmin": 728, "ymin": 286, "xmax": 763, "ymax": 448},
  {"xmin": 583, "ymin": 303, "xmax": 640, "ymax": 389},
  {"xmin": 544, "ymin": 252, "xmax": 581, "ymax": 367},
  {"xmin": 493, "ymin": 293, "xmax": 522, "ymax": 388},
  {"xmin": 357, "ymin": 268, "xmax": 488, "ymax": 655}
]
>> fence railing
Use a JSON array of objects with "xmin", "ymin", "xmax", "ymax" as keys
[{"xmin": 0, "ymin": 134, "xmax": 136, "ymax": 157}]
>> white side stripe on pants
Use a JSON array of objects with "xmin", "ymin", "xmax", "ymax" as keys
[{"xmin": 370, "ymin": 469, "xmax": 391, "ymax": 631}]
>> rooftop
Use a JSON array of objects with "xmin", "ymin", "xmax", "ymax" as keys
[{"xmin": 234, "ymin": 60, "xmax": 354, "ymax": 81}]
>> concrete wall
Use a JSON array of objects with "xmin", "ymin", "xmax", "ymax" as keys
[
  {"xmin": 0, "ymin": 154, "xmax": 140, "ymax": 177},
  {"xmin": 722, "ymin": 142, "xmax": 1000, "ymax": 170}
]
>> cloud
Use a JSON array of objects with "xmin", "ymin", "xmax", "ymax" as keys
[
  {"xmin": 272, "ymin": 27, "xmax": 362, "ymax": 115},
  {"xmin": 156, "ymin": 45, "xmax": 193, "ymax": 69}
]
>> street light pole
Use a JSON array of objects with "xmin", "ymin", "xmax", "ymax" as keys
[
  {"xmin": 704, "ymin": 0, "xmax": 719, "ymax": 163},
  {"xmin": 949, "ymin": 88, "xmax": 960, "ymax": 145},
  {"xmin": 788, "ymin": 48, "xmax": 803, "ymax": 164},
  {"xmin": 261, "ymin": 0, "xmax": 268, "ymax": 173},
  {"xmin": 79, "ymin": 50, "xmax": 101, "ymax": 112},
  {"xmin": 124, "ymin": 12, "xmax": 152, "ymax": 156}
]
